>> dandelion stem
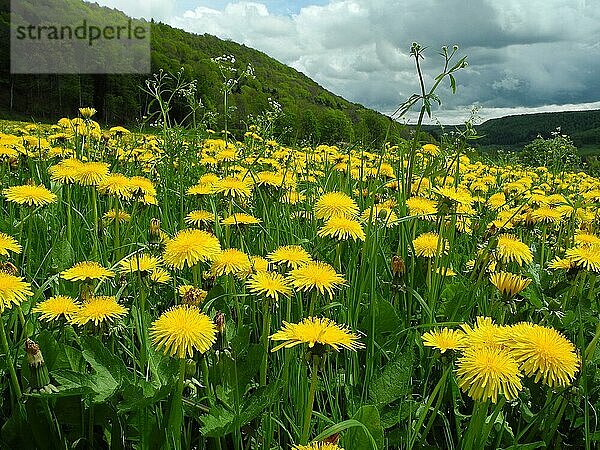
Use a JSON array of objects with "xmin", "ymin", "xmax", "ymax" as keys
[
  {"xmin": 0, "ymin": 318, "xmax": 22, "ymax": 401},
  {"xmin": 260, "ymin": 300, "xmax": 271, "ymax": 386},
  {"xmin": 167, "ymin": 358, "xmax": 186, "ymax": 450},
  {"xmin": 301, "ymin": 353, "xmax": 320, "ymax": 445}
]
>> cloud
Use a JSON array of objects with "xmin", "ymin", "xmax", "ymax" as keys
[{"xmin": 96, "ymin": 0, "xmax": 600, "ymax": 123}]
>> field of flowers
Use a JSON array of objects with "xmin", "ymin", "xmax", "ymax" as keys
[{"xmin": 0, "ymin": 108, "xmax": 598, "ymax": 449}]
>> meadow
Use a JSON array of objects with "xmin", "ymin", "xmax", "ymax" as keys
[{"xmin": 0, "ymin": 101, "xmax": 599, "ymax": 450}]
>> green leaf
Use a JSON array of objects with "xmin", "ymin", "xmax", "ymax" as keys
[
  {"xmin": 369, "ymin": 345, "xmax": 414, "ymax": 406},
  {"xmin": 36, "ymin": 330, "xmax": 61, "ymax": 371},
  {"xmin": 50, "ymin": 235, "xmax": 74, "ymax": 273},
  {"xmin": 199, "ymin": 406, "xmax": 235, "ymax": 437},
  {"xmin": 449, "ymin": 74, "xmax": 456, "ymax": 94},
  {"xmin": 80, "ymin": 336, "xmax": 126, "ymax": 402},
  {"xmin": 52, "ymin": 369, "xmax": 96, "ymax": 397},
  {"xmin": 237, "ymin": 381, "xmax": 283, "ymax": 427},
  {"xmin": 345, "ymin": 405, "xmax": 384, "ymax": 450},
  {"xmin": 199, "ymin": 382, "xmax": 283, "ymax": 438},
  {"xmin": 502, "ymin": 443, "xmax": 546, "ymax": 450},
  {"xmin": 371, "ymin": 298, "xmax": 401, "ymax": 337},
  {"xmin": 118, "ymin": 380, "xmax": 172, "ymax": 413}
]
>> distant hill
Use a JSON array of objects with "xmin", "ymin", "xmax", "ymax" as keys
[
  {"xmin": 475, "ymin": 110, "xmax": 600, "ymax": 148},
  {"xmin": 0, "ymin": 0, "xmax": 401, "ymax": 145},
  {"xmin": 424, "ymin": 110, "xmax": 600, "ymax": 149}
]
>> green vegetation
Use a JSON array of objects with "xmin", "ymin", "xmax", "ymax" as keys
[
  {"xmin": 475, "ymin": 109, "xmax": 600, "ymax": 148},
  {"xmin": 0, "ymin": 0, "xmax": 403, "ymax": 146}
]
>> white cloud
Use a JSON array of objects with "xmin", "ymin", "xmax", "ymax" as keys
[{"xmin": 95, "ymin": 0, "xmax": 600, "ymax": 122}]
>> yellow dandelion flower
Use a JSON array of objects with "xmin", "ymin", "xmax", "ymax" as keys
[
  {"xmin": 149, "ymin": 268, "xmax": 171, "ymax": 284},
  {"xmin": 266, "ymin": 245, "xmax": 311, "ymax": 269},
  {"xmin": 565, "ymin": 246, "xmax": 600, "ymax": 272},
  {"xmin": 73, "ymin": 161, "xmax": 109, "ymax": 186},
  {"xmin": 210, "ymin": 249, "xmax": 252, "ymax": 277},
  {"xmin": 70, "ymin": 296, "xmax": 128, "ymax": 326},
  {"xmin": 250, "ymin": 256, "xmax": 269, "ymax": 273},
  {"xmin": 0, "ymin": 272, "xmax": 33, "ymax": 312},
  {"xmin": 129, "ymin": 176, "xmax": 157, "ymax": 197},
  {"xmin": 199, "ymin": 173, "xmax": 219, "ymax": 185},
  {"xmin": 433, "ymin": 186, "xmax": 474, "ymax": 207},
  {"xmin": 33, "ymin": 295, "xmax": 80, "ymax": 321},
  {"xmin": 490, "ymin": 272, "xmax": 531, "ymax": 298},
  {"xmin": 406, "ymin": 196, "xmax": 437, "ymax": 217},
  {"xmin": 4, "ymin": 184, "xmax": 57, "ymax": 207},
  {"xmin": 221, "ymin": 213, "xmax": 262, "ymax": 226},
  {"xmin": 180, "ymin": 286, "xmax": 207, "ymax": 306},
  {"xmin": 185, "ymin": 210, "xmax": 216, "ymax": 227},
  {"xmin": 287, "ymin": 261, "xmax": 345, "ymax": 299},
  {"xmin": 0, "ymin": 233, "xmax": 21, "ymax": 257},
  {"xmin": 530, "ymin": 206, "xmax": 563, "ymax": 224},
  {"xmin": 436, "ymin": 266, "xmax": 457, "ymax": 277},
  {"xmin": 293, "ymin": 442, "xmax": 344, "ymax": 450},
  {"xmin": 412, "ymin": 232, "xmax": 448, "ymax": 258},
  {"xmin": 187, "ymin": 183, "xmax": 215, "ymax": 196},
  {"xmin": 48, "ymin": 158, "xmax": 83, "ymax": 184},
  {"xmin": 314, "ymin": 191, "xmax": 359, "ymax": 220},
  {"xmin": 487, "ymin": 192, "xmax": 507, "ymax": 211},
  {"xmin": 496, "ymin": 234, "xmax": 533, "ymax": 266},
  {"xmin": 103, "ymin": 209, "xmax": 131, "ymax": 223},
  {"xmin": 270, "ymin": 317, "xmax": 363, "ymax": 352},
  {"xmin": 97, "ymin": 173, "xmax": 133, "ymax": 199},
  {"xmin": 61, "ymin": 261, "xmax": 115, "ymax": 282},
  {"xmin": 504, "ymin": 323, "xmax": 579, "ymax": 388},
  {"xmin": 178, "ymin": 285, "xmax": 195, "ymax": 297},
  {"xmin": 456, "ymin": 347, "xmax": 523, "ymax": 403},
  {"xmin": 118, "ymin": 254, "xmax": 161, "ymax": 274},
  {"xmin": 247, "ymin": 271, "xmax": 292, "ymax": 302},
  {"xmin": 79, "ymin": 107, "xmax": 96, "ymax": 119},
  {"xmin": 422, "ymin": 328, "xmax": 465, "ymax": 353},
  {"xmin": 255, "ymin": 171, "xmax": 288, "ymax": 188},
  {"xmin": 163, "ymin": 229, "xmax": 222, "ymax": 269},
  {"xmin": 421, "ymin": 143, "xmax": 440, "ymax": 156},
  {"xmin": 461, "ymin": 316, "xmax": 506, "ymax": 350},
  {"xmin": 575, "ymin": 232, "xmax": 600, "ymax": 248},
  {"xmin": 317, "ymin": 216, "xmax": 365, "ymax": 241},
  {"xmin": 282, "ymin": 190, "xmax": 306, "ymax": 205},
  {"xmin": 548, "ymin": 256, "xmax": 576, "ymax": 270},
  {"xmin": 213, "ymin": 177, "xmax": 253, "ymax": 198},
  {"xmin": 150, "ymin": 305, "xmax": 216, "ymax": 358}
]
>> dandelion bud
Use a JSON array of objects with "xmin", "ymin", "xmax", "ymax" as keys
[
  {"xmin": 391, "ymin": 255, "xmax": 406, "ymax": 277},
  {"xmin": 215, "ymin": 311, "xmax": 226, "ymax": 334},
  {"xmin": 79, "ymin": 107, "xmax": 97, "ymax": 119},
  {"xmin": 0, "ymin": 261, "xmax": 19, "ymax": 276},
  {"xmin": 182, "ymin": 287, "xmax": 207, "ymax": 307},
  {"xmin": 323, "ymin": 433, "xmax": 340, "ymax": 444},
  {"xmin": 148, "ymin": 218, "xmax": 161, "ymax": 244},
  {"xmin": 185, "ymin": 359, "xmax": 197, "ymax": 377},
  {"xmin": 25, "ymin": 339, "xmax": 57, "ymax": 394},
  {"xmin": 202, "ymin": 271, "xmax": 216, "ymax": 291}
]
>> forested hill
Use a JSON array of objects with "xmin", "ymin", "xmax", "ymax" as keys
[
  {"xmin": 475, "ymin": 110, "xmax": 600, "ymax": 148},
  {"xmin": 0, "ymin": 0, "xmax": 399, "ymax": 144}
]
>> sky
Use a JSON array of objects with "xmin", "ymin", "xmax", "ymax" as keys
[{"xmin": 88, "ymin": 0, "xmax": 600, "ymax": 124}]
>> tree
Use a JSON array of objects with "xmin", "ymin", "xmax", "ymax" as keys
[{"xmin": 520, "ymin": 130, "xmax": 580, "ymax": 173}]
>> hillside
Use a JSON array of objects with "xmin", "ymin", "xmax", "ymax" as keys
[
  {"xmin": 0, "ymin": 0, "xmax": 400, "ymax": 144},
  {"xmin": 471, "ymin": 109, "xmax": 600, "ymax": 148}
]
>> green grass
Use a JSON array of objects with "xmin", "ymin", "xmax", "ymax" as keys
[{"xmin": 0, "ymin": 117, "xmax": 599, "ymax": 449}]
